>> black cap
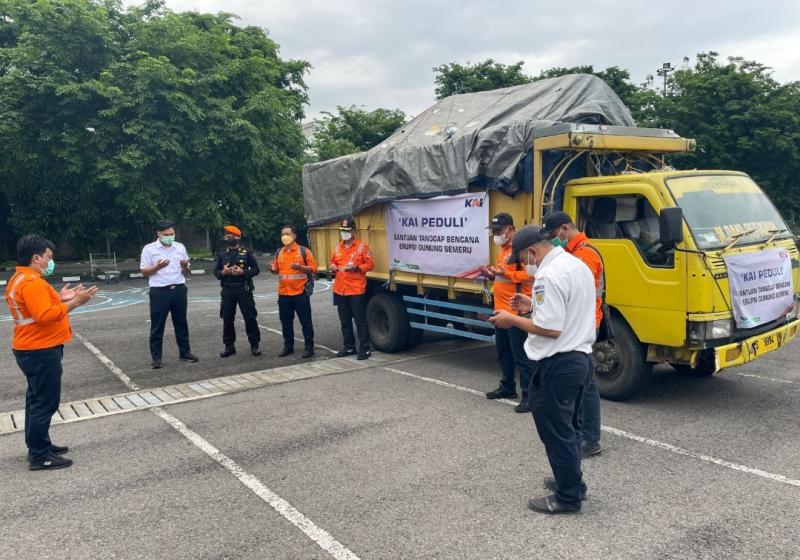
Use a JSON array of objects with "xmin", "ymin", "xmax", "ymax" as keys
[
  {"xmin": 339, "ymin": 217, "xmax": 357, "ymax": 230},
  {"xmin": 542, "ymin": 211, "xmax": 572, "ymax": 234},
  {"xmin": 487, "ymin": 212, "xmax": 514, "ymax": 231},
  {"xmin": 508, "ymin": 226, "xmax": 549, "ymax": 264}
]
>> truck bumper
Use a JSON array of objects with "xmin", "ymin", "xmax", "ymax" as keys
[{"xmin": 714, "ymin": 319, "xmax": 800, "ymax": 372}]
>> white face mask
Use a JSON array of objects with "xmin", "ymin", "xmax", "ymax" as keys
[
  {"xmin": 340, "ymin": 231, "xmax": 353, "ymax": 241},
  {"xmin": 524, "ymin": 249, "xmax": 538, "ymax": 276},
  {"xmin": 492, "ymin": 235, "xmax": 506, "ymax": 247}
]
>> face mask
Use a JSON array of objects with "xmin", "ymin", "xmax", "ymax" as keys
[
  {"xmin": 225, "ymin": 238, "xmax": 239, "ymax": 247},
  {"xmin": 524, "ymin": 250, "xmax": 538, "ymax": 276},
  {"xmin": 340, "ymin": 231, "xmax": 353, "ymax": 241},
  {"xmin": 43, "ymin": 258, "xmax": 55, "ymax": 277},
  {"xmin": 551, "ymin": 237, "xmax": 565, "ymax": 248},
  {"xmin": 281, "ymin": 234, "xmax": 295, "ymax": 246},
  {"xmin": 160, "ymin": 234, "xmax": 175, "ymax": 246},
  {"xmin": 492, "ymin": 235, "xmax": 506, "ymax": 247}
]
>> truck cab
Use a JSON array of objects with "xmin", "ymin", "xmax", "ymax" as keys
[{"xmin": 562, "ymin": 170, "xmax": 800, "ymax": 399}]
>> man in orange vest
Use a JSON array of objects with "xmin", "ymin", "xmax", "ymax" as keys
[
  {"xmin": 544, "ymin": 211, "xmax": 604, "ymax": 458},
  {"xmin": 270, "ymin": 225, "xmax": 317, "ymax": 358},
  {"xmin": 5, "ymin": 234, "xmax": 97, "ymax": 470},
  {"xmin": 329, "ymin": 218, "xmax": 374, "ymax": 360},
  {"xmin": 480, "ymin": 213, "xmax": 535, "ymax": 412}
]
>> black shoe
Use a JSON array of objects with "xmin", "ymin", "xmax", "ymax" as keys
[
  {"xmin": 29, "ymin": 454, "xmax": 73, "ymax": 471},
  {"xmin": 179, "ymin": 353, "xmax": 199, "ymax": 362},
  {"xmin": 357, "ymin": 350, "xmax": 371, "ymax": 360},
  {"xmin": 151, "ymin": 359, "xmax": 162, "ymax": 369},
  {"xmin": 251, "ymin": 345, "xmax": 262, "ymax": 357},
  {"xmin": 581, "ymin": 440, "xmax": 603, "ymax": 458},
  {"xmin": 514, "ymin": 400, "xmax": 531, "ymax": 413},
  {"xmin": 336, "ymin": 348, "xmax": 357, "ymax": 357},
  {"xmin": 486, "ymin": 387, "xmax": 517, "ymax": 400},
  {"xmin": 302, "ymin": 348, "xmax": 314, "ymax": 359},
  {"xmin": 220, "ymin": 346, "xmax": 237, "ymax": 358},
  {"xmin": 50, "ymin": 444, "xmax": 69, "ymax": 455},
  {"xmin": 543, "ymin": 477, "xmax": 586, "ymax": 501},
  {"xmin": 527, "ymin": 495, "xmax": 581, "ymax": 514},
  {"xmin": 278, "ymin": 348, "xmax": 294, "ymax": 357}
]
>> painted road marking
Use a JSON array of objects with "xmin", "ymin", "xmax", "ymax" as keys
[
  {"xmin": 380, "ymin": 365, "xmax": 800, "ymax": 490},
  {"xmin": 0, "ymin": 338, "xmax": 490, "ymax": 435},
  {"xmin": 75, "ymin": 333, "xmax": 362, "ymax": 560}
]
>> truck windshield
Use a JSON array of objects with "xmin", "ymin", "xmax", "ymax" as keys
[{"xmin": 665, "ymin": 174, "xmax": 790, "ymax": 250}]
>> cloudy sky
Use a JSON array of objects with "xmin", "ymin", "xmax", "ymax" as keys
[{"xmin": 154, "ymin": 0, "xmax": 800, "ymax": 120}]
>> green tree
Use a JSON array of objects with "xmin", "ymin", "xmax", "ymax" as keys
[
  {"xmin": 433, "ymin": 59, "xmax": 530, "ymax": 99},
  {"xmin": 640, "ymin": 52, "xmax": 800, "ymax": 226},
  {"xmin": 311, "ymin": 105, "xmax": 406, "ymax": 160},
  {"xmin": 0, "ymin": 0, "xmax": 310, "ymax": 254}
]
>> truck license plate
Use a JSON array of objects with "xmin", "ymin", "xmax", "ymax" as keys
[{"xmin": 752, "ymin": 332, "xmax": 781, "ymax": 356}]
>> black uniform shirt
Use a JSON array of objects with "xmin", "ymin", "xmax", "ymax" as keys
[{"xmin": 214, "ymin": 247, "xmax": 260, "ymax": 287}]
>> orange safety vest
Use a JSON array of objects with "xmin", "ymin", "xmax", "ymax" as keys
[
  {"xmin": 272, "ymin": 244, "xmax": 317, "ymax": 296},
  {"xmin": 330, "ymin": 239, "xmax": 374, "ymax": 296},
  {"xmin": 566, "ymin": 233, "xmax": 604, "ymax": 329},
  {"xmin": 5, "ymin": 267, "xmax": 72, "ymax": 350},
  {"xmin": 492, "ymin": 244, "xmax": 534, "ymax": 313}
]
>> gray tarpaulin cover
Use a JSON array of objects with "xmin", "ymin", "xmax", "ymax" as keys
[{"xmin": 303, "ymin": 74, "xmax": 635, "ymax": 226}]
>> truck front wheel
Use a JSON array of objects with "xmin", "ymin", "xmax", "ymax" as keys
[
  {"xmin": 594, "ymin": 314, "xmax": 652, "ymax": 401},
  {"xmin": 366, "ymin": 292, "xmax": 410, "ymax": 353}
]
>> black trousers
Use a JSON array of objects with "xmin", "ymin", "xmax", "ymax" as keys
[
  {"xmin": 13, "ymin": 345, "xmax": 63, "ymax": 460},
  {"xmin": 494, "ymin": 325, "xmax": 534, "ymax": 399},
  {"xmin": 528, "ymin": 350, "xmax": 593, "ymax": 507},
  {"xmin": 149, "ymin": 284, "xmax": 191, "ymax": 360},
  {"xmin": 278, "ymin": 293, "xmax": 314, "ymax": 350},
  {"xmin": 335, "ymin": 293, "xmax": 369, "ymax": 351},
  {"xmin": 221, "ymin": 285, "xmax": 260, "ymax": 347}
]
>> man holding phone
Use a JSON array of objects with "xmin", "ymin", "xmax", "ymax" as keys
[
  {"xmin": 140, "ymin": 219, "xmax": 198, "ymax": 369},
  {"xmin": 480, "ymin": 213, "xmax": 535, "ymax": 412}
]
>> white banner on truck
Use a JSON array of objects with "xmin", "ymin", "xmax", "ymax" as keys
[
  {"xmin": 724, "ymin": 248, "xmax": 794, "ymax": 329},
  {"xmin": 387, "ymin": 193, "xmax": 489, "ymax": 277}
]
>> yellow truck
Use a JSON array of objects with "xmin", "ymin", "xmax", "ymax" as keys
[{"xmin": 304, "ymin": 76, "xmax": 800, "ymax": 400}]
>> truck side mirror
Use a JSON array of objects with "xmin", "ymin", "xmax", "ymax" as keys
[{"xmin": 659, "ymin": 207, "xmax": 684, "ymax": 247}]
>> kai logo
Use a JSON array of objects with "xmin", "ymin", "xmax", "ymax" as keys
[{"xmin": 464, "ymin": 198, "xmax": 484, "ymax": 208}]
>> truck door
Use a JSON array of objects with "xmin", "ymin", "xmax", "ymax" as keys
[{"xmin": 566, "ymin": 188, "xmax": 687, "ymax": 347}]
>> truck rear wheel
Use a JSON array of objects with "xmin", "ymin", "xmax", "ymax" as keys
[
  {"xmin": 594, "ymin": 314, "xmax": 652, "ymax": 401},
  {"xmin": 366, "ymin": 292, "xmax": 409, "ymax": 353},
  {"xmin": 670, "ymin": 350, "xmax": 716, "ymax": 377}
]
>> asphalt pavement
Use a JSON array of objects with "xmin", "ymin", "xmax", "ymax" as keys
[{"xmin": 1, "ymin": 274, "xmax": 799, "ymax": 559}]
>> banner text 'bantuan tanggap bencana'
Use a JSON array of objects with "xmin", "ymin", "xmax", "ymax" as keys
[
  {"xmin": 724, "ymin": 248, "xmax": 794, "ymax": 329},
  {"xmin": 386, "ymin": 193, "xmax": 489, "ymax": 277}
]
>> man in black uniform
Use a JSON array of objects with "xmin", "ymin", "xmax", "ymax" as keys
[{"xmin": 214, "ymin": 225, "xmax": 261, "ymax": 357}]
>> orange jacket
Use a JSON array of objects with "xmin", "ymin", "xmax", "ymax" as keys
[
  {"xmin": 271, "ymin": 244, "xmax": 317, "ymax": 296},
  {"xmin": 566, "ymin": 232, "xmax": 603, "ymax": 329},
  {"xmin": 5, "ymin": 267, "xmax": 72, "ymax": 350},
  {"xmin": 330, "ymin": 239, "xmax": 374, "ymax": 296},
  {"xmin": 492, "ymin": 244, "xmax": 533, "ymax": 313}
]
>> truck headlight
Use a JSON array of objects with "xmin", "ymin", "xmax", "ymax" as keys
[{"xmin": 687, "ymin": 319, "xmax": 732, "ymax": 343}]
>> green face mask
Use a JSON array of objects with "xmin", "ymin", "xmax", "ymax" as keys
[
  {"xmin": 160, "ymin": 234, "xmax": 175, "ymax": 246},
  {"xmin": 43, "ymin": 259, "xmax": 55, "ymax": 277},
  {"xmin": 551, "ymin": 238, "xmax": 565, "ymax": 248}
]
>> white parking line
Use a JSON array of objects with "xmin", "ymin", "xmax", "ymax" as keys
[
  {"xmin": 734, "ymin": 372, "xmax": 797, "ymax": 385},
  {"xmin": 380, "ymin": 365, "xmax": 800, "ymax": 489},
  {"xmin": 77, "ymin": 333, "xmax": 361, "ymax": 560}
]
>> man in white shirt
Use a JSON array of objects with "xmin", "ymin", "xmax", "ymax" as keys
[
  {"xmin": 140, "ymin": 219, "xmax": 198, "ymax": 369},
  {"xmin": 489, "ymin": 226, "xmax": 596, "ymax": 514}
]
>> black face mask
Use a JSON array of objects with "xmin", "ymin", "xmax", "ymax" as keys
[{"xmin": 225, "ymin": 238, "xmax": 239, "ymax": 247}]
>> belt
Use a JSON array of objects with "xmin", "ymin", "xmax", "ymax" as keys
[
  {"xmin": 222, "ymin": 282, "xmax": 251, "ymax": 290},
  {"xmin": 151, "ymin": 284, "xmax": 185, "ymax": 290}
]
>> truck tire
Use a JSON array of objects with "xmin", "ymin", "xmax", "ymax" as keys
[
  {"xmin": 670, "ymin": 350, "xmax": 716, "ymax": 377},
  {"xmin": 404, "ymin": 326, "xmax": 424, "ymax": 350},
  {"xmin": 594, "ymin": 314, "xmax": 652, "ymax": 401},
  {"xmin": 366, "ymin": 292, "xmax": 409, "ymax": 353}
]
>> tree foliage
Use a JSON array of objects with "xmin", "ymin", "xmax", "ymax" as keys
[
  {"xmin": 311, "ymin": 105, "xmax": 406, "ymax": 161},
  {"xmin": 0, "ymin": 0, "xmax": 309, "ymax": 253},
  {"xmin": 433, "ymin": 59, "xmax": 530, "ymax": 99}
]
